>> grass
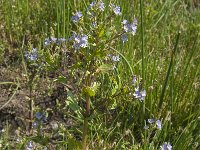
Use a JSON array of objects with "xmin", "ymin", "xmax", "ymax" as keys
[{"xmin": 0, "ymin": 0, "xmax": 199, "ymax": 149}]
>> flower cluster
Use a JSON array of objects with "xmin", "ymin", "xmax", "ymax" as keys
[
  {"xmin": 121, "ymin": 34, "xmax": 128, "ymax": 43},
  {"xmin": 133, "ymin": 87, "xmax": 146, "ymax": 102},
  {"xmin": 89, "ymin": 1, "xmax": 105, "ymax": 11},
  {"xmin": 144, "ymin": 118, "xmax": 162, "ymax": 130},
  {"xmin": 109, "ymin": 4, "xmax": 122, "ymax": 15},
  {"xmin": 25, "ymin": 48, "xmax": 38, "ymax": 61},
  {"xmin": 69, "ymin": 33, "xmax": 88, "ymax": 50},
  {"xmin": 108, "ymin": 54, "xmax": 120, "ymax": 62},
  {"xmin": 72, "ymin": 12, "xmax": 83, "ymax": 23},
  {"xmin": 33, "ymin": 112, "xmax": 48, "ymax": 128},
  {"xmin": 122, "ymin": 19, "xmax": 137, "ymax": 35},
  {"xmin": 160, "ymin": 142, "xmax": 172, "ymax": 150}
]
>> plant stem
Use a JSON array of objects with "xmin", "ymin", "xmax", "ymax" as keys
[
  {"xmin": 29, "ymin": 84, "xmax": 33, "ymax": 135},
  {"xmin": 140, "ymin": 0, "xmax": 145, "ymax": 123},
  {"xmin": 82, "ymin": 74, "xmax": 91, "ymax": 150},
  {"xmin": 28, "ymin": 71, "xmax": 36, "ymax": 135},
  {"xmin": 82, "ymin": 96, "xmax": 90, "ymax": 150}
]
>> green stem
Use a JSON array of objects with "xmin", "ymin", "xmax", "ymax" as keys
[
  {"xmin": 29, "ymin": 85, "xmax": 33, "ymax": 135},
  {"xmin": 140, "ymin": 0, "xmax": 145, "ymax": 80},
  {"xmin": 140, "ymin": 0, "xmax": 145, "ymax": 125},
  {"xmin": 28, "ymin": 71, "xmax": 36, "ymax": 135},
  {"xmin": 82, "ymin": 72, "xmax": 91, "ymax": 149},
  {"xmin": 82, "ymin": 97, "xmax": 90, "ymax": 150},
  {"xmin": 159, "ymin": 32, "xmax": 180, "ymax": 110}
]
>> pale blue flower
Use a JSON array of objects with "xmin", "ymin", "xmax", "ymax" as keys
[
  {"xmin": 98, "ymin": 2, "xmax": 105, "ymax": 11},
  {"xmin": 32, "ymin": 122, "xmax": 38, "ymax": 128},
  {"xmin": 26, "ymin": 141, "xmax": 33, "ymax": 150},
  {"xmin": 90, "ymin": 1, "xmax": 96, "ymax": 8},
  {"xmin": 122, "ymin": 20, "xmax": 128, "ymax": 24},
  {"xmin": 144, "ymin": 125, "xmax": 149, "ymax": 129},
  {"xmin": 113, "ymin": 6, "xmax": 122, "ymax": 15},
  {"xmin": 35, "ymin": 112, "xmax": 43, "ymax": 120},
  {"xmin": 73, "ymin": 34, "xmax": 88, "ymax": 49},
  {"xmin": 133, "ymin": 87, "xmax": 146, "ymax": 101},
  {"xmin": 92, "ymin": 21, "xmax": 97, "ymax": 27},
  {"xmin": 121, "ymin": 34, "xmax": 128, "ymax": 42},
  {"xmin": 156, "ymin": 120, "xmax": 162, "ymax": 130},
  {"xmin": 108, "ymin": 54, "xmax": 120, "ymax": 62},
  {"xmin": 111, "ymin": 55, "xmax": 120, "ymax": 62},
  {"xmin": 160, "ymin": 142, "xmax": 172, "ymax": 150},
  {"xmin": 25, "ymin": 48, "xmax": 38, "ymax": 61},
  {"xmin": 35, "ymin": 112, "xmax": 48, "ymax": 124},
  {"xmin": 148, "ymin": 118, "xmax": 155, "ymax": 124},
  {"xmin": 123, "ymin": 19, "xmax": 137, "ymax": 35},
  {"xmin": 132, "ymin": 76, "xmax": 137, "ymax": 85},
  {"xmin": 109, "ymin": 4, "xmax": 122, "ymax": 15},
  {"xmin": 72, "ymin": 12, "xmax": 82, "ymax": 23},
  {"xmin": 44, "ymin": 38, "xmax": 51, "ymax": 46}
]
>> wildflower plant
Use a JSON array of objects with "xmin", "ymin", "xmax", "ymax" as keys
[
  {"xmin": 1, "ymin": 0, "xmax": 200, "ymax": 149},
  {"xmin": 40, "ymin": 1, "xmax": 141, "ymax": 149},
  {"xmin": 19, "ymin": 0, "xmax": 142, "ymax": 149}
]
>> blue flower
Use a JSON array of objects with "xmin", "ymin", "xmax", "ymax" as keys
[
  {"xmin": 144, "ymin": 125, "xmax": 149, "ymax": 129},
  {"xmin": 92, "ymin": 21, "xmax": 97, "ymax": 27},
  {"xmin": 35, "ymin": 112, "xmax": 48, "ymax": 125},
  {"xmin": 32, "ymin": 122, "xmax": 38, "ymax": 128},
  {"xmin": 25, "ymin": 48, "xmax": 38, "ymax": 61},
  {"xmin": 26, "ymin": 141, "xmax": 33, "ymax": 150},
  {"xmin": 35, "ymin": 112, "xmax": 43, "ymax": 120},
  {"xmin": 98, "ymin": 2, "xmax": 105, "ymax": 11},
  {"xmin": 90, "ymin": 1, "xmax": 96, "ymax": 8},
  {"xmin": 113, "ymin": 6, "xmax": 122, "ymax": 15},
  {"xmin": 108, "ymin": 54, "xmax": 120, "ymax": 62},
  {"xmin": 72, "ymin": 12, "xmax": 82, "ymax": 23},
  {"xmin": 156, "ymin": 120, "xmax": 162, "ymax": 130},
  {"xmin": 148, "ymin": 118, "xmax": 155, "ymax": 124},
  {"xmin": 44, "ymin": 38, "xmax": 51, "ymax": 46},
  {"xmin": 122, "ymin": 20, "xmax": 128, "ymax": 24},
  {"xmin": 121, "ymin": 34, "xmax": 128, "ymax": 42},
  {"xmin": 122, "ymin": 19, "xmax": 137, "ymax": 35},
  {"xmin": 111, "ymin": 55, "xmax": 120, "ymax": 62},
  {"xmin": 132, "ymin": 76, "xmax": 137, "ymax": 85},
  {"xmin": 133, "ymin": 87, "xmax": 146, "ymax": 101},
  {"xmin": 160, "ymin": 142, "xmax": 172, "ymax": 150},
  {"xmin": 109, "ymin": 4, "xmax": 122, "ymax": 15},
  {"xmin": 71, "ymin": 34, "xmax": 88, "ymax": 50}
]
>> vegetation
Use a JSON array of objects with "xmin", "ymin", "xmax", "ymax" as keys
[{"xmin": 0, "ymin": 0, "xmax": 199, "ymax": 149}]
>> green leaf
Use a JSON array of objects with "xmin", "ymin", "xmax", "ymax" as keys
[
  {"xmin": 66, "ymin": 91, "xmax": 82, "ymax": 119},
  {"xmin": 83, "ymin": 86, "xmax": 95, "ymax": 97},
  {"xmin": 96, "ymin": 64, "xmax": 113, "ymax": 73},
  {"xmin": 98, "ymin": 27, "xmax": 105, "ymax": 38},
  {"xmin": 66, "ymin": 91, "xmax": 80, "ymax": 112},
  {"xmin": 54, "ymin": 76, "xmax": 67, "ymax": 84}
]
